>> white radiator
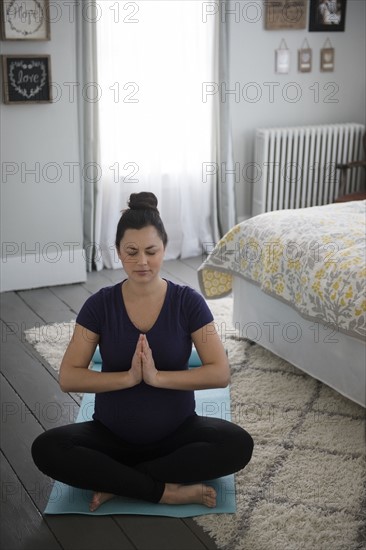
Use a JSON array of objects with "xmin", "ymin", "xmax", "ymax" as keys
[{"xmin": 252, "ymin": 122, "xmax": 365, "ymax": 216}]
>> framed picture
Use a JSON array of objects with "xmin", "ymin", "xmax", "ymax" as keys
[
  {"xmin": 1, "ymin": 55, "xmax": 52, "ymax": 104},
  {"xmin": 320, "ymin": 47, "xmax": 335, "ymax": 71},
  {"xmin": 265, "ymin": 0, "xmax": 307, "ymax": 30},
  {"xmin": 0, "ymin": 0, "xmax": 50, "ymax": 40},
  {"xmin": 309, "ymin": 0, "xmax": 347, "ymax": 32},
  {"xmin": 298, "ymin": 48, "xmax": 312, "ymax": 72},
  {"xmin": 275, "ymin": 48, "xmax": 290, "ymax": 74}
]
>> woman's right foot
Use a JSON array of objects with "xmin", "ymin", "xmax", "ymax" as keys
[
  {"xmin": 159, "ymin": 483, "xmax": 217, "ymax": 508},
  {"xmin": 89, "ymin": 491, "xmax": 115, "ymax": 512}
]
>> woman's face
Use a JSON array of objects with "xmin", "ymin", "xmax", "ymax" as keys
[{"xmin": 117, "ymin": 225, "xmax": 165, "ymax": 284}]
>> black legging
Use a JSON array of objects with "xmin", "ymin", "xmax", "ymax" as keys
[{"xmin": 32, "ymin": 413, "xmax": 253, "ymax": 503}]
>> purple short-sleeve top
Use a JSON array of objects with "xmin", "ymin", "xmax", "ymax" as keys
[{"xmin": 76, "ymin": 280, "xmax": 213, "ymax": 444}]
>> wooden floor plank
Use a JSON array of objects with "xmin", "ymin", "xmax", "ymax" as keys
[
  {"xmin": 0, "ymin": 451, "xmax": 62, "ymax": 550},
  {"xmin": 162, "ymin": 259, "xmax": 201, "ymax": 290},
  {"xmin": 81, "ymin": 270, "xmax": 113, "ymax": 293},
  {"xmin": 0, "ymin": 291, "xmax": 45, "ymax": 333},
  {"xmin": 115, "ymin": 515, "xmax": 208, "ymax": 550},
  {"xmin": 0, "ymin": 323, "xmax": 79, "ymax": 430},
  {"xmin": 49, "ymin": 284, "xmax": 91, "ymax": 315},
  {"xmin": 1, "ymin": 373, "xmax": 64, "ymax": 512},
  {"xmin": 1, "ymin": 370, "xmax": 134, "ymax": 550},
  {"xmin": 182, "ymin": 519, "xmax": 218, "ymax": 550},
  {"xmin": 17, "ymin": 288, "xmax": 76, "ymax": 324},
  {"xmin": 45, "ymin": 516, "xmax": 136, "ymax": 550}
]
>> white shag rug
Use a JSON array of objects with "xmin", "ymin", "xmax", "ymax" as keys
[{"xmin": 25, "ymin": 297, "xmax": 366, "ymax": 550}]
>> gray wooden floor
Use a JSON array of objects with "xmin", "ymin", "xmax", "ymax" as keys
[{"xmin": 0, "ymin": 256, "xmax": 219, "ymax": 550}]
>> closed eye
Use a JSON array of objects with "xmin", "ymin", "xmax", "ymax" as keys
[{"xmin": 126, "ymin": 250, "xmax": 157, "ymax": 256}]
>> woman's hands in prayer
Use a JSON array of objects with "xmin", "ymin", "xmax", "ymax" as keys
[
  {"xmin": 129, "ymin": 335, "xmax": 144, "ymax": 386},
  {"xmin": 129, "ymin": 334, "xmax": 159, "ymax": 387},
  {"xmin": 128, "ymin": 324, "xmax": 230, "ymax": 391}
]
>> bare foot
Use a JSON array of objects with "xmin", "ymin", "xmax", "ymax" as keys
[
  {"xmin": 159, "ymin": 483, "xmax": 217, "ymax": 508},
  {"xmin": 89, "ymin": 491, "xmax": 115, "ymax": 512}
]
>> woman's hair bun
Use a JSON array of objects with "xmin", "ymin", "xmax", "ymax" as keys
[
  {"xmin": 128, "ymin": 192, "xmax": 159, "ymax": 212},
  {"xmin": 116, "ymin": 191, "xmax": 168, "ymax": 248}
]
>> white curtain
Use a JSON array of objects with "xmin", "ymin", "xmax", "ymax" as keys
[
  {"xmin": 214, "ymin": 8, "xmax": 236, "ymax": 237},
  {"xmin": 96, "ymin": 0, "xmax": 217, "ymax": 268},
  {"xmin": 76, "ymin": 1, "xmax": 103, "ymax": 271}
]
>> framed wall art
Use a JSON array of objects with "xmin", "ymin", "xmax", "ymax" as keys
[
  {"xmin": 265, "ymin": 0, "xmax": 307, "ymax": 30},
  {"xmin": 1, "ymin": 55, "xmax": 52, "ymax": 103},
  {"xmin": 298, "ymin": 39, "xmax": 312, "ymax": 72},
  {"xmin": 0, "ymin": 0, "xmax": 50, "ymax": 40},
  {"xmin": 275, "ymin": 39, "xmax": 290, "ymax": 74},
  {"xmin": 320, "ymin": 46, "xmax": 335, "ymax": 71},
  {"xmin": 298, "ymin": 48, "xmax": 312, "ymax": 72},
  {"xmin": 309, "ymin": 0, "xmax": 347, "ymax": 32}
]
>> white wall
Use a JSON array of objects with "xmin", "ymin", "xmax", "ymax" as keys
[
  {"xmin": 1, "ymin": 1, "xmax": 365, "ymax": 292},
  {"xmin": 0, "ymin": 5, "xmax": 86, "ymax": 292},
  {"xmin": 227, "ymin": 0, "xmax": 366, "ymax": 220}
]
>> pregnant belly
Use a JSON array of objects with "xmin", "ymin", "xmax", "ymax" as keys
[{"xmin": 94, "ymin": 384, "xmax": 195, "ymax": 444}]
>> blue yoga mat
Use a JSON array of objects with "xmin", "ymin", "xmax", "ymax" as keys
[{"xmin": 44, "ymin": 349, "xmax": 235, "ymax": 517}]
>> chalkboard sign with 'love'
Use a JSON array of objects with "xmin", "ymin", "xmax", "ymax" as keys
[{"xmin": 1, "ymin": 54, "xmax": 52, "ymax": 103}]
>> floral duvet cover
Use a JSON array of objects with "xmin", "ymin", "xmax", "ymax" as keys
[{"xmin": 198, "ymin": 201, "xmax": 366, "ymax": 340}]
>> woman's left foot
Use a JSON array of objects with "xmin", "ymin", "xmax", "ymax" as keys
[
  {"xmin": 159, "ymin": 483, "xmax": 217, "ymax": 507},
  {"xmin": 89, "ymin": 491, "xmax": 115, "ymax": 512}
]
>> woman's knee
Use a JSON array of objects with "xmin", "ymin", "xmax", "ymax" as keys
[
  {"xmin": 226, "ymin": 425, "xmax": 254, "ymax": 470},
  {"xmin": 201, "ymin": 417, "xmax": 254, "ymax": 467},
  {"xmin": 238, "ymin": 428, "xmax": 254, "ymax": 468},
  {"xmin": 31, "ymin": 428, "xmax": 65, "ymax": 474}
]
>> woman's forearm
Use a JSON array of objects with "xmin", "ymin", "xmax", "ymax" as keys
[
  {"xmin": 153, "ymin": 364, "xmax": 230, "ymax": 391},
  {"xmin": 59, "ymin": 365, "xmax": 137, "ymax": 394}
]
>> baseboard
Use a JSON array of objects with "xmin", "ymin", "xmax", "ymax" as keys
[{"xmin": 0, "ymin": 248, "xmax": 87, "ymax": 292}]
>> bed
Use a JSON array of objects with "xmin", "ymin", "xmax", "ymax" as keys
[{"xmin": 198, "ymin": 200, "xmax": 366, "ymax": 407}]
